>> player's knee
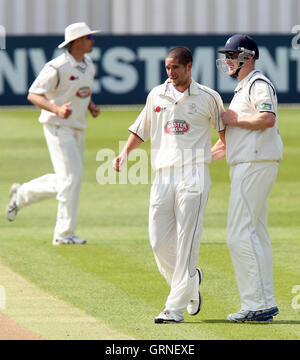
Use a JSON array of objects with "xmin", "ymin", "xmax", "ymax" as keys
[{"xmin": 150, "ymin": 238, "xmax": 161, "ymax": 254}]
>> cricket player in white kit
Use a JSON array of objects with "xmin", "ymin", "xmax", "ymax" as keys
[
  {"xmin": 6, "ymin": 23, "xmax": 100, "ymax": 245},
  {"xmin": 213, "ymin": 34, "xmax": 283, "ymax": 322},
  {"xmin": 114, "ymin": 47, "xmax": 225, "ymax": 323}
]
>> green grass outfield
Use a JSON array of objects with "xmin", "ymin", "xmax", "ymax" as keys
[{"xmin": 0, "ymin": 106, "xmax": 299, "ymax": 340}]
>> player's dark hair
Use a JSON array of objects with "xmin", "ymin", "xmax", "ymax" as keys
[{"xmin": 166, "ymin": 47, "xmax": 193, "ymax": 66}]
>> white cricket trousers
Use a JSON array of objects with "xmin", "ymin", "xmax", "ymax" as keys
[
  {"xmin": 149, "ymin": 164, "xmax": 211, "ymax": 315},
  {"xmin": 16, "ymin": 124, "xmax": 85, "ymax": 239},
  {"xmin": 227, "ymin": 161, "xmax": 279, "ymax": 311}
]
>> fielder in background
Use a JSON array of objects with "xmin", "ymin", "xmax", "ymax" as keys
[
  {"xmin": 114, "ymin": 47, "xmax": 225, "ymax": 323},
  {"xmin": 213, "ymin": 34, "xmax": 283, "ymax": 322},
  {"xmin": 6, "ymin": 22, "xmax": 100, "ymax": 245}
]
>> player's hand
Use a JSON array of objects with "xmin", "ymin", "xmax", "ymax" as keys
[
  {"xmin": 57, "ymin": 102, "xmax": 72, "ymax": 119},
  {"xmin": 221, "ymin": 109, "xmax": 239, "ymax": 126},
  {"xmin": 113, "ymin": 153, "xmax": 127, "ymax": 172},
  {"xmin": 89, "ymin": 102, "xmax": 100, "ymax": 118}
]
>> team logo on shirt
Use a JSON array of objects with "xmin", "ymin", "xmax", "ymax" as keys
[
  {"xmin": 164, "ymin": 120, "xmax": 190, "ymax": 135},
  {"xmin": 70, "ymin": 75, "xmax": 79, "ymax": 81},
  {"xmin": 256, "ymin": 103, "xmax": 272, "ymax": 111},
  {"xmin": 188, "ymin": 103, "xmax": 197, "ymax": 114},
  {"xmin": 76, "ymin": 87, "xmax": 92, "ymax": 98}
]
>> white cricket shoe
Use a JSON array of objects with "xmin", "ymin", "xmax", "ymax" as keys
[
  {"xmin": 6, "ymin": 184, "xmax": 20, "ymax": 222},
  {"xmin": 154, "ymin": 310, "xmax": 184, "ymax": 324},
  {"xmin": 187, "ymin": 267, "xmax": 203, "ymax": 316},
  {"xmin": 227, "ymin": 307, "xmax": 279, "ymax": 322},
  {"xmin": 53, "ymin": 234, "xmax": 87, "ymax": 246}
]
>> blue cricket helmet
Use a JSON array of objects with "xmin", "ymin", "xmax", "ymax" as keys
[{"xmin": 219, "ymin": 34, "xmax": 259, "ymax": 59}]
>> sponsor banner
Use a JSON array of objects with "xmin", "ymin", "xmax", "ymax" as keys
[{"xmin": 0, "ymin": 34, "xmax": 298, "ymax": 105}]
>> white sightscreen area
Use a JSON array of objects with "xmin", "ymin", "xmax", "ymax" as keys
[{"xmin": 0, "ymin": 0, "xmax": 297, "ymax": 35}]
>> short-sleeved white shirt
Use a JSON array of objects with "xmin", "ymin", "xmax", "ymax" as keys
[
  {"xmin": 225, "ymin": 70, "xmax": 283, "ymax": 165},
  {"xmin": 29, "ymin": 51, "xmax": 95, "ymax": 130},
  {"xmin": 129, "ymin": 79, "xmax": 225, "ymax": 171}
]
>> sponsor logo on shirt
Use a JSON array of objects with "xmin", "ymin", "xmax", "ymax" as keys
[
  {"xmin": 153, "ymin": 106, "xmax": 167, "ymax": 113},
  {"xmin": 76, "ymin": 87, "xmax": 91, "ymax": 98},
  {"xmin": 256, "ymin": 103, "xmax": 272, "ymax": 111},
  {"xmin": 70, "ymin": 75, "xmax": 79, "ymax": 81},
  {"xmin": 164, "ymin": 120, "xmax": 189, "ymax": 135}
]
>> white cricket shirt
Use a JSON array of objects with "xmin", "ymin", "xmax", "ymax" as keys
[
  {"xmin": 226, "ymin": 70, "xmax": 283, "ymax": 165},
  {"xmin": 129, "ymin": 79, "xmax": 225, "ymax": 171},
  {"xmin": 29, "ymin": 50, "xmax": 95, "ymax": 130}
]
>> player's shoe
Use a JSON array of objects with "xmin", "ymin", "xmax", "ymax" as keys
[
  {"xmin": 154, "ymin": 310, "xmax": 184, "ymax": 324},
  {"xmin": 53, "ymin": 234, "xmax": 87, "ymax": 246},
  {"xmin": 187, "ymin": 267, "xmax": 203, "ymax": 316},
  {"xmin": 227, "ymin": 306, "xmax": 279, "ymax": 322},
  {"xmin": 6, "ymin": 184, "xmax": 20, "ymax": 222}
]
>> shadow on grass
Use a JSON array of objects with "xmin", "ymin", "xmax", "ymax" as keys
[{"xmin": 194, "ymin": 319, "xmax": 300, "ymax": 325}]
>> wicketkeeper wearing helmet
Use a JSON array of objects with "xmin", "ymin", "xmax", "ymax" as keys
[{"xmin": 212, "ymin": 34, "xmax": 283, "ymax": 322}]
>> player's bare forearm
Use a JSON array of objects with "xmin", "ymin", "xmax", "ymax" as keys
[
  {"xmin": 28, "ymin": 93, "xmax": 58, "ymax": 113},
  {"xmin": 211, "ymin": 131, "xmax": 226, "ymax": 162},
  {"xmin": 237, "ymin": 112, "xmax": 275, "ymax": 129},
  {"xmin": 113, "ymin": 133, "xmax": 143, "ymax": 172},
  {"xmin": 27, "ymin": 93, "xmax": 72, "ymax": 119},
  {"xmin": 119, "ymin": 133, "xmax": 143, "ymax": 158},
  {"xmin": 222, "ymin": 109, "xmax": 275, "ymax": 130}
]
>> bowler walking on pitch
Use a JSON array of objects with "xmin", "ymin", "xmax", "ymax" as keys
[{"xmin": 114, "ymin": 47, "xmax": 225, "ymax": 323}]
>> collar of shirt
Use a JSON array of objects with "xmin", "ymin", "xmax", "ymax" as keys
[
  {"xmin": 160, "ymin": 79, "xmax": 199, "ymax": 98},
  {"xmin": 234, "ymin": 69, "xmax": 261, "ymax": 93},
  {"xmin": 64, "ymin": 50, "xmax": 87, "ymax": 70}
]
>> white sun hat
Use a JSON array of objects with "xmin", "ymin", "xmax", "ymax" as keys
[{"xmin": 58, "ymin": 22, "xmax": 101, "ymax": 49}]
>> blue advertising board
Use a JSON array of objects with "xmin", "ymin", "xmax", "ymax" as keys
[{"xmin": 0, "ymin": 34, "xmax": 299, "ymax": 105}]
